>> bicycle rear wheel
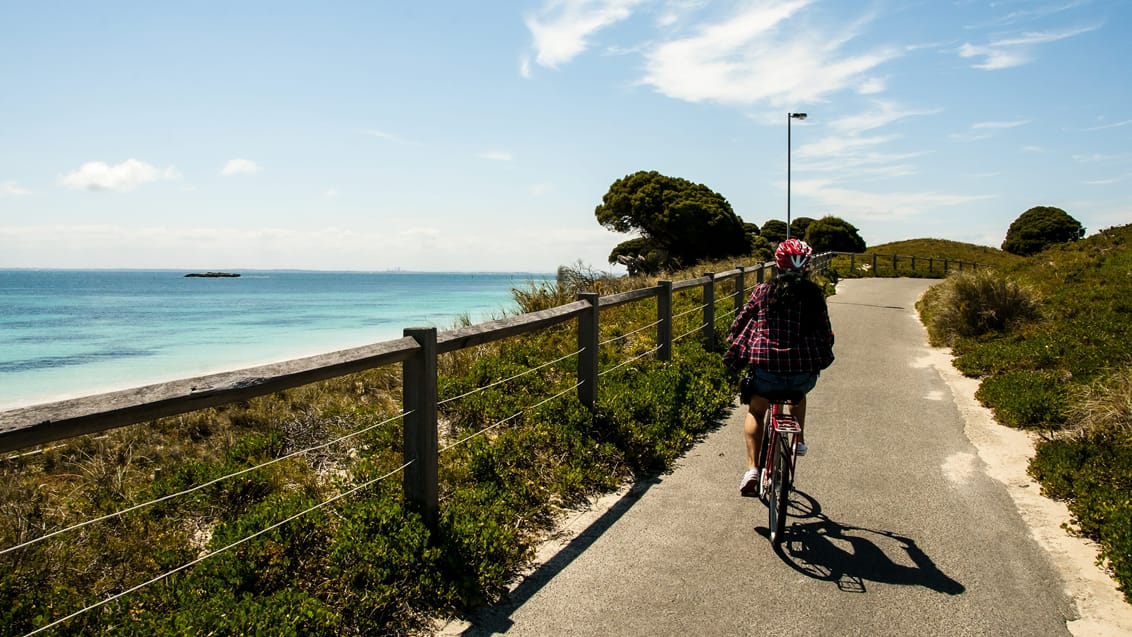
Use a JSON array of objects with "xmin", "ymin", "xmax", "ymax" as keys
[{"xmin": 767, "ymin": 431, "xmax": 792, "ymax": 545}]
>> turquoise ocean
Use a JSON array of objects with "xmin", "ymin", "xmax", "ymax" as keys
[{"xmin": 0, "ymin": 270, "xmax": 549, "ymax": 410}]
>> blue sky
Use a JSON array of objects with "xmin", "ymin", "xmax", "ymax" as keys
[{"xmin": 1, "ymin": 1, "xmax": 1128, "ymax": 272}]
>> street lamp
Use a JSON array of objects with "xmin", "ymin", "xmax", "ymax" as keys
[{"xmin": 787, "ymin": 112, "xmax": 807, "ymax": 240}]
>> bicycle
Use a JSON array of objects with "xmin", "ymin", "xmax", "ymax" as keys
[{"xmin": 757, "ymin": 391, "xmax": 804, "ymax": 546}]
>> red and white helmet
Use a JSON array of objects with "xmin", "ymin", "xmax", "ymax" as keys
[{"xmin": 775, "ymin": 238, "xmax": 813, "ymax": 271}]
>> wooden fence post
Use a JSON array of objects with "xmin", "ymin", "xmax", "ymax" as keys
[
  {"xmin": 929, "ymin": 257, "xmax": 934, "ymax": 273},
  {"xmin": 911, "ymin": 255, "xmax": 916, "ymax": 272},
  {"xmin": 892, "ymin": 254, "xmax": 898, "ymax": 273},
  {"xmin": 403, "ymin": 327, "xmax": 438, "ymax": 528},
  {"xmin": 943, "ymin": 259, "xmax": 949, "ymax": 273},
  {"xmin": 735, "ymin": 266, "xmax": 746, "ymax": 312},
  {"xmin": 577, "ymin": 292, "xmax": 599, "ymax": 409},
  {"xmin": 657, "ymin": 280, "xmax": 673, "ymax": 361},
  {"xmin": 872, "ymin": 253, "xmax": 878, "ymax": 273},
  {"xmin": 850, "ymin": 253, "xmax": 856, "ymax": 272},
  {"xmin": 702, "ymin": 273, "xmax": 715, "ymax": 349}
]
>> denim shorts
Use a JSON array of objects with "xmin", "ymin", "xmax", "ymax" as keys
[{"xmin": 740, "ymin": 367, "xmax": 819, "ymax": 404}]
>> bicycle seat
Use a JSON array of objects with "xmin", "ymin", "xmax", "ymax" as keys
[{"xmin": 758, "ymin": 390, "xmax": 806, "ymax": 405}]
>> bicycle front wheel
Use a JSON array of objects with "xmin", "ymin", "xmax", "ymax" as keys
[{"xmin": 768, "ymin": 432, "xmax": 792, "ymax": 545}]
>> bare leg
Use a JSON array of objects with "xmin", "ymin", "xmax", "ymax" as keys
[{"xmin": 744, "ymin": 396, "xmax": 770, "ymax": 469}]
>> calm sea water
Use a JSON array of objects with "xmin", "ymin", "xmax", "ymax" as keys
[{"xmin": 0, "ymin": 270, "xmax": 550, "ymax": 409}]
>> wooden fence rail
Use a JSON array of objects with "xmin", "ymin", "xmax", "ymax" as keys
[{"xmin": 0, "ymin": 249, "xmax": 980, "ymax": 522}]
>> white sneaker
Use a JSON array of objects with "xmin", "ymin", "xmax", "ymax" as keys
[
  {"xmin": 796, "ymin": 442, "xmax": 808, "ymax": 456},
  {"xmin": 739, "ymin": 468, "xmax": 760, "ymax": 497}
]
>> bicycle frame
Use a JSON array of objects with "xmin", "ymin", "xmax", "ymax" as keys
[{"xmin": 761, "ymin": 399, "xmax": 801, "ymax": 545}]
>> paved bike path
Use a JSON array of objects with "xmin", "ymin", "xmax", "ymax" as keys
[{"xmin": 444, "ymin": 278, "xmax": 1075, "ymax": 637}]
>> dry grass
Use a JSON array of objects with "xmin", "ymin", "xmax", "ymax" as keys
[
  {"xmin": 1067, "ymin": 366, "xmax": 1132, "ymax": 439},
  {"xmin": 920, "ymin": 268, "xmax": 1042, "ymax": 346}
]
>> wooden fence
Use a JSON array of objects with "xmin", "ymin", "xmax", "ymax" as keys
[{"xmin": 0, "ymin": 249, "xmax": 980, "ymax": 523}]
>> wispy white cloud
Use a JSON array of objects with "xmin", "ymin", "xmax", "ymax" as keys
[
  {"xmin": 361, "ymin": 128, "xmax": 412, "ymax": 144},
  {"xmin": 792, "ymin": 178, "xmax": 994, "ymax": 220},
  {"xmin": 959, "ymin": 23, "xmax": 1100, "ymax": 70},
  {"xmin": 220, "ymin": 159, "xmax": 260, "ymax": 176},
  {"xmin": 60, "ymin": 159, "xmax": 179, "ymax": 192},
  {"xmin": 796, "ymin": 133, "xmax": 897, "ymax": 159},
  {"xmin": 525, "ymin": 0, "xmax": 644, "ymax": 70},
  {"xmin": 972, "ymin": 119, "xmax": 1030, "ymax": 129},
  {"xmin": 641, "ymin": 1, "xmax": 899, "ymax": 106},
  {"xmin": 1080, "ymin": 119, "xmax": 1132, "ymax": 132},
  {"xmin": 857, "ymin": 77, "xmax": 887, "ymax": 95},
  {"xmin": 1084, "ymin": 174, "xmax": 1131, "ymax": 186},
  {"xmin": 964, "ymin": 0, "xmax": 1089, "ymax": 29},
  {"xmin": 1073, "ymin": 153, "xmax": 1121, "ymax": 163},
  {"xmin": 800, "ymin": 151, "xmax": 927, "ymax": 180},
  {"xmin": 479, "ymin": 150, "xmax": 514, "ymax": 161},
  {"xmin": 950, "ymin": 119, "xmax": 1030, "ymax": 142},
  {"xmin": 1, "ymin": 181, "xmax": 31, "ymax": 197},
  {"xmin": 793, "ymin": 102, "xmax": 938, "ymax": 180},
  {"xmin": 828, "ymin": 101, "xmax": 942, "ymax": 135}
]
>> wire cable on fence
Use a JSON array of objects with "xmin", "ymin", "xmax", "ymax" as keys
[
  {"xmin": 673, "ymin": 322, "xmax": 709, "ymax": 343},
  {"xmin": 672, "ymin": 302, "xmax": 708, "ymax": 320},
  {"xmin": 438, "ymin": 381, "xmax": 582, "ymax": 453},
  {"xmin": 21, "ymin": 458, "xmax": 414, "ymax": 637},
  {"xmin": 598, "ymin": 318, "xmax": 663, "ymax": 347},
  {"xmin": 597, "ymin": 345, "xmax": 662, "ymax": 377},
  {"xmin": 437, "ymin": 348, "xmax": 582, "ymax": 407},
  {"xmin": 1, "ymin": 410, "xmax": 411, "ymax": 557}
]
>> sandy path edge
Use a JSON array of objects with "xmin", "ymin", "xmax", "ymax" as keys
[{"xmin": 920, "ymin": 340, "xmax": 1132, "ymax": 636}]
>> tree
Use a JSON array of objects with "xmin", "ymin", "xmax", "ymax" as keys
[
  {"xmin": 790, "ymin": 217, "xmax": 816, "ymax": 240},
  {"xmin": 804, "ymin": 215, "xmax": 866, "ymax": 253},
  {"xmin": 1001, "ymin": 206, "xmax": 1085, "ymax": 256},
  {"xmin": 595, "ymin": 171, "xmax": 748, "ymax": 270},
  {"xmin": 608, "ymin": 237, "xmax": 663, "ymax": 276},
  {"xmin": 760, "ymin": 220, "xmax": 788, "ymax": 244},
  {"xmin": 749, "ymin": 235, "xmax": 775, "ymax": 262}
]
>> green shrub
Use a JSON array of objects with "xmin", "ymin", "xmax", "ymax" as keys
[
  {"xmin": 974, "ymin": 370, "xmax": 1068, "ymax": 430},
  {"xmin": 1030, "ymin": 431, "xmax": 1132, "ymax": 602},
  {"xmin": 1001, "ymin": 206, "xmax": 1085, "ymax": 256}
]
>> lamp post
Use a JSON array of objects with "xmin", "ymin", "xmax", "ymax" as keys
[{"xmin": 787, "ymin": 112, "xmax": 807, "ymax": 240}]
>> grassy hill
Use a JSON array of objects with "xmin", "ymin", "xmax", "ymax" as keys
[{"xmin": 867, "ymin": 238, "xmax": 1023, "ymax": 269}]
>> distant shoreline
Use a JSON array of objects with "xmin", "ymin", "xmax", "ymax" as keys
[{"xmin": 184, "ymin": 272, "xmax": 240, "ymax": 278}]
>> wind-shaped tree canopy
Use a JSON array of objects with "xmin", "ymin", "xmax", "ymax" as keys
[{"xmin": 595, "ymin": 171, "xmax": 748, "ymax": 271}]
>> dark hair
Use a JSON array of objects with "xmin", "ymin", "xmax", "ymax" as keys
[{"xmin": 766, "ymin": 270, "xmax": 827, "ymax": 329}]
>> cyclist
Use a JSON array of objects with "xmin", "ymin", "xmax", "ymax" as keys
[{"xmin": 724, "ymin": 238, "xmax": 835, "ymax": 497}]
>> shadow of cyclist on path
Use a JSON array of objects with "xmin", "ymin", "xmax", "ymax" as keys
[{"xmin": 757, "ymin": 490, "xmax": 965, "ymax": 596}]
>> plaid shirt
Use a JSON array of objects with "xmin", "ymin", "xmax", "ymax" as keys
[{"xmin": 724, "ymin": 282, "xmax": 835, "ymax": 374}]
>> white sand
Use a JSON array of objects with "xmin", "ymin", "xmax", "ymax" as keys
[{"xmin": 920, "ymin": 344, "xmax": 1132, "ymax": 636}]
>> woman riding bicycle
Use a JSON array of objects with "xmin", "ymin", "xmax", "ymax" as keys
[{"xmin": 724, "ymin": 238, "xmax": 835, "ymax": 497}]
